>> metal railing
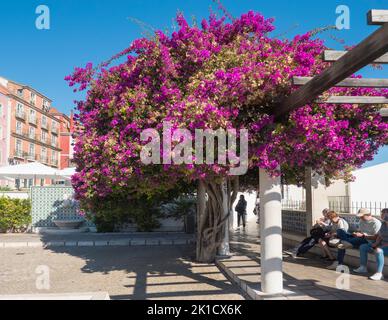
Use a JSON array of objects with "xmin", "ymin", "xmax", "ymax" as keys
[
  {"xmin": 329, "ymin": 200, "xmax": 388, "ymax": 216},
  {"xmin": 15, "ymin": 110, "xmax": 26, "ymax": 120},
  {"xmin": 282, "ymin": 200, "xmax": 306, "ymax": 211},
  {"xmin": 14, "ymin": 149, "xmax": 24, "ymax": 158},
  {"xmin": 28, "ymin": 116, "xmax": 38, "ymax": 126}
]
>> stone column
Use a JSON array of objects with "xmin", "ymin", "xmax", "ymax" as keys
[
  {"xmin": 305, "ymin": 167, "xmax": 329, "ymax": 236},
  {"xmin": 259, "ymin": 168, "xmax": 283, "ymax": 294}
]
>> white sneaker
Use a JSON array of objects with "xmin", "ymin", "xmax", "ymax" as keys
[
  {"xmin": 337, "ymin": 241, "xmax": 353, "ymax": 249},
  {"xmin": 329, "ymin": 238, "xmax": 341, "ymax": 247},
  {"xmin": 327, "ymin": 261, "xmax": 339, "ymax": 270},
  {"xmin": 353, "ymin": 266, "xmax": 368, "ymax": 274},
  {"xmin": 369, "ymin": 273, "xmax": 384, "ymax": 281}
]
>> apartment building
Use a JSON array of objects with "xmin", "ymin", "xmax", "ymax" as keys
[
  {"xmin": 0, "ymin": 76, "xmax": 62, "ymax": 187},
  {"xmin": 50, "ymin": 108, "xmax": 74, "ymax": 169}
]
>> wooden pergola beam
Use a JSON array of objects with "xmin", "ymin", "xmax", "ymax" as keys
[
  {"xmin": 323, "ymin": 50, "xmax": 388, "ymax": 64},
  {"xmin": 380, "ymin": 108, "xmax": 388, "ymax": 118},
  {"xmin": 274, "ymin": 23, "xmax": 388, "ymax": 119},
  {"xmin": 316, "ymin": 96, "xmax": 388, "ymax": 104},
  {"xmin": 368, "ymin": 10, "xmax": 388, "ymax": 25},
  {"xmin": 293, "ymin": 76, "xmax": 388, "ymax": 88}
]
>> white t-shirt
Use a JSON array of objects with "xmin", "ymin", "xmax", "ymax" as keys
[{"xmin": 331, "ymin": 218, "xmax": 349, "ymax": 233}]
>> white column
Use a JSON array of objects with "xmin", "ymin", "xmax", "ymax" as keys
[
  {"xmin": 259, "ymin": 168, "xmax": 283, "ymax": 294},
  {"xmin": 305, "ymin": 167, "xmax": 329, "ymax": 236}
]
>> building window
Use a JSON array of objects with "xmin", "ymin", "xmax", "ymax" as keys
[
  {"xmin": 29, "ymin": 109, "xmax": 36, "ymax": 124},
  {"xmin": 41, "ymin": 130, "xmax": 47, "ymax": 143},
  {"xmin": 29, "ymin": 143, "xmax": 35, "ymax": 157},
  {"xmin": 0, "ymin": 103, "xmax": 2, "ymax": 116},
  {"xmin": 51, "ymin": 134, "xmax": 57, "ymax": 147},
  {"xmin": 16, "ymin": 121, "xmax": 23, "ymax": 135},
  {"xmin": 16, "ymin": 139, "xmax": 22, "ymax": 157},
  {"xmin": 30, "ymin": 92, "xmax": 36, "ymax": 105},
  {"xmin": 52, "ymin": 121, "xmax": 58, "ymax": 133},
  {"xmin": 51, "ymin": 150, "xmax": 57, "ymax": 165},
  {"xmin": 16, "ymin": 103, "xmax": 24, "ymax": 118},
  {"xmin": 29, "ymin": 126, "xmax": 35, "ymax": 139},
  {"xmin": 0, "ymin": 124, "xmax": 2, "ymax": 140},
  {"xmin": 43, "ymin": 100, "xmax": 50, "ymax": 112},
  {"xmin": 41, "ymin": 147, "xmax": 47, "ymax": 163},
  {"xmin": 41, "ymin": 115, "xmax": 47, "ymax": 129},
  {"xmin": 16, "ymin": 89, "xmax": 23, "ymax": 98}
]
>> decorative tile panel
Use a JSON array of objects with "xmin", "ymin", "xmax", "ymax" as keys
[{"xmin": 31, "ymin": 186, "xmax": 93, "ymax": 227}]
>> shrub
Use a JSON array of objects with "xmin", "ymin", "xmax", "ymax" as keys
[{"xmin": 0, "ymin": 197, "xmax": 31, "ymax": 233}]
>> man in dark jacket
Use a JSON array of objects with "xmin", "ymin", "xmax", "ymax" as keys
[{"xmin": 235, "ymin": 195, "xmax": 247, "ymax": 229}]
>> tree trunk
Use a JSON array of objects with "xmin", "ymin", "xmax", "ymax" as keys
[{"xmin": 196, "ymin": 177, "xmax": 239, "ymax": 263}]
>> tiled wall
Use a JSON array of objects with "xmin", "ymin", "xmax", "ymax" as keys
[
  {"xmin": 282, "ymin": 210, "xmax": 307, "ymax": 234},
  {"xmin": 31, "ymin": 186, "xmax": 90, "ymax": 228},
  {"xmin": 282, "ymin": 210, "xmax": 362, "ymax": 235}
]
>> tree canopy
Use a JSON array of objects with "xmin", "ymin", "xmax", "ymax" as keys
[{"xmin": 66, "ymin": 11, "xmax": 388, "ymax": 212}]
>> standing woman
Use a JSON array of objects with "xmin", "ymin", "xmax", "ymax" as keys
[{"xmin": 235, "ymin": 195, "xmax": 247, "ymax": 229}]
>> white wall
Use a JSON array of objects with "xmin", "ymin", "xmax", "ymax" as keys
[{"xmin": 350, "ymin": 163, "xmax": 388, "ymax": 204}]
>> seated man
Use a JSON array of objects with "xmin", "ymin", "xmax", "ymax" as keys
[
  {"xmin": 354, "ymin": 208, "xmax": 388, "ymax": 281},
  {"xmin": 327, "ymin": 208, "xmax": 381, "ymax": 270}
]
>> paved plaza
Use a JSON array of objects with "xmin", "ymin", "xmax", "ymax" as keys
[{"xmin": 0, "ymin": 245, "xmax": 244, "ymax": 300}]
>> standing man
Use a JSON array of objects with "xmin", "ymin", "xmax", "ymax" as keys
[{"xmin": 235, "ymin": 195, "xmax": 247, "ymax": 229}]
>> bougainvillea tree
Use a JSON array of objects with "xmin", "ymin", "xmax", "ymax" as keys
[{"xmin": 67, "ymin": 11, "xmax": 388, "ymax": 262}]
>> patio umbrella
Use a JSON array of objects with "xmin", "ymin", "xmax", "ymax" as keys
[
  {"xmin": 58, "ymin": 167, "xmax": 76, "ymax": 180},
  {"xmin": 0, "ymin": 162, "xmax": 61, "ymax": 180}
]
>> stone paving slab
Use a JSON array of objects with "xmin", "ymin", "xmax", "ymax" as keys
[{"xmin": 0, "ymin": 233, "xmax": 195, "ymax": 248}]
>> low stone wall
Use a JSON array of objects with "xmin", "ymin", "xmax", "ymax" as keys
[{"xmin": 0, "ymin": 191, "xmax": 29, "ymax": 199}]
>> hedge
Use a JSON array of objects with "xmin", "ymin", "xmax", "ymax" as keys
[{"xmin": 0, "ymin": 197, "xmax": 31, "ymax": 233}]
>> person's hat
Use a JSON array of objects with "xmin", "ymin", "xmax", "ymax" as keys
[{"xmin": 357, "ymin": 208, "xmax": 371, "ymax": 217}]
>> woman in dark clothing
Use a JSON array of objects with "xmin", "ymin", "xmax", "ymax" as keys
[{"xmin": 235, "ymin": 195, "xmax": 247, "ymax": 228}]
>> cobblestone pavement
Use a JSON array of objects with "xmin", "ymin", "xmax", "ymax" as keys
[
  {"xmin": 0, "ymin": 245, "xmax": 244, "ymax": 300},
  {"xmin": 227, "ymin": 215, "xmax": 388, "ymax": 300}
]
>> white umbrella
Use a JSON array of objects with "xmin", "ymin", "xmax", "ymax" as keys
[
  {"xmin": 0, "ymin": 162, "xmax": 61, "ymax": 180},
  {"xmin": 58, "ymin": 167, "xmax": 76, "ymax": 180}
]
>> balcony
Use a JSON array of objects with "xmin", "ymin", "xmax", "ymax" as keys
[
  {"xmin": 14, "ymin": 150, "xmax": 24, "ymax": 159},
  {"xmin": 41, "ymin": 122, "xmax": 49, "ymax": 130},
  {"xmin": 15, "ymin": 110, "xmax": 26, "ymax": 120},
  {"xmin": 51, "ymin": 126, "xmax": 59, "ymax": 135},
  {"xmin": 26, "ymin": 153, "xmax": 36, "ymax": 161},
  {"xmin": 13, "ymin": 129, "xmax": 30, "ymax": 139},
  {"xmin": 28, "ymin": 116, "xmax": 38, "ymax": 126},
  {"xmin": 39, "ymin": 135, "xmax": 48, "ymax": 144},
  {"xmin": 39, "ymin": 156, "xmax": 49, "ymax": 164}
]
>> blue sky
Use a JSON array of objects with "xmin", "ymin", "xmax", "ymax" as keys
[{"xmin": 0, "ymin": 0, "xmax": 386, "ymax": 166}]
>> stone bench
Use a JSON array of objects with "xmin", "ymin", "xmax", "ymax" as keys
[{"xmin": 283, "ymin": 232, "xmax": 388, "ymax": 277}]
